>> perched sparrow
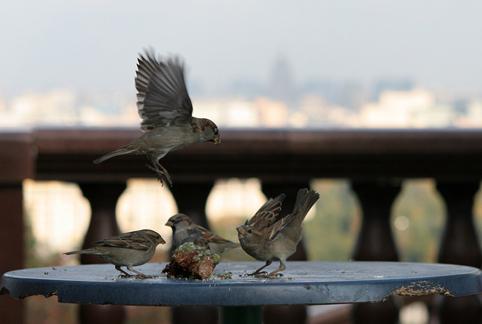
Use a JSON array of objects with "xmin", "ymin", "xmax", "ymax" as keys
[
  {"xmin": 165, "ymin": 213, "xmax": 239, "ymax": 254},
  {"xmin": 237, "ymin": 188, "xmax": 319, "ymax": 276},
  {"xmin": 94, "ymin": 50, "xmax": 221, "ymax": 186},
  {"xmin": 65, "ymin": 229, "xmax": 165, "ymax": 277}
]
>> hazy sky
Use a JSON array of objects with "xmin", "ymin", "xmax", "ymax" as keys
[{"xmin": 1, "ymin": 0, "xmax": 481, "ymax": 96}]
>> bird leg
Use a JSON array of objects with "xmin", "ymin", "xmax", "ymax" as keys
[
  {"xmin": 157, "ymin": 163, "xmax": 172, "ymax": 186},
  {"xmin": 247, "ymin": 260, "xmax": 272, "ymax": 276},
  {"xmin": 115, "ymin": 265, "xmax": 133, "ymax": 277},
  {"xmin": 146, "ymin": 156, "xmax": 173, "ymax": 186},
  {"xmin": 127, "ymin": 266, "xmax": 150, "ymax": 279},
  {"xmin": 268, "ymin": 260, "xmax": 286, "ymax": 277}
]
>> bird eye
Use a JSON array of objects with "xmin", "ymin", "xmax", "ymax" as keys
[{"xmin": 247, "ymin": 229, "xmax": 252, "ymax": 234}]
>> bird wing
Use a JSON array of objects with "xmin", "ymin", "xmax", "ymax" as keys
[
  {"xmin": 135, "ymin": 50, "xmax": 193, "ymax": 130},
  {"xmin": 268, "ymin": 189, "xmax": 319, "ymax": 241},
  {"xmin": 94, "ymin": 231, "xmax": 151, "ymax": 251},
  {"xmin": 247, "ymin": 194, "xmax": 286, "ymax": 230},
  {"xmin": 267, "ymin": 217, "xmax": 293, "ymax": 241},
  {"xmin": 188, "ymin": 224, "xmax": 235, "ymax": 245}
]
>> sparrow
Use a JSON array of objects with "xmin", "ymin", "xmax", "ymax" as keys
[
  {"xmin": 93, "ymin": 50, "xmax": 221, "ymax": 186},
  {"xmin": 165, "ymin": 213, "xmax": 239, "ymax": 254},
  {"xmin": 65, "ymin": 229, "xmax": 165, "ymax": 278},
  {"xmin": 237, "ymin": 188, "xmax": 319, "ymax": 276}
]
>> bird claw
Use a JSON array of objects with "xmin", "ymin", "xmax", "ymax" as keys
[
  {"xmin": 246, "ymin": 270, "xmax": 266, "ymax": 276},
  {"xmin": 158, "ymin": 173, "xmax": 173, "ymax": 187},
  {"xmin": 118, "ymin": 273, "xmax": 152, "ymax": 279},
  {"xmin": 247, "ymin": 271, "xmax": 283, "ymax": 279},
  {"xmin": 145, "ymin": 163, "xmax": 173, "ymax": 187}
]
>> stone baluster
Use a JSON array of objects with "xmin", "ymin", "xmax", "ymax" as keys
[
  {"xmin": 350, "ymin": 180, "xmax": 401, "ymax": 324},
  {"xmin": 0, "ymin": 133, "xmax": 34, "ymax": 324},
  {"xmin": 169, "ymin": 182, "xmax": 218, "ymax": 324},
  {"xmin": 0, "ymin": 184, "xmax": 25, "ymax": 324},
  {"xmin": 78, "ymin": 182, "xmax": 127, "ymax": 324},
  {"xmin": 436, "ymin": 181, "xmax": 482, "ymax": 324},
  {"xmin": 261, "ymin": 181, "xmax": 311, "ymax": 324}
]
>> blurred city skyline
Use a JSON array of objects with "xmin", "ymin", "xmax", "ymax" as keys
[{"xmin": 1, "ymin": 1, "xmax": 482, "ymax": 129}]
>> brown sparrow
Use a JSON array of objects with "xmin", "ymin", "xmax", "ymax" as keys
[
  {"xmin": 93, "ymin": 50, "xmax": 220, "ymax": 186},
  {"xmin": 165, "ymin": 213, "xmax": 239, "ymax": 254},
  {"xmin": 237, "ymin": 188, "xmax": 319, "ymax": 276},
  {"xmin": 65, "ymin": 229, "xmax": 165, "ymax": 277}
]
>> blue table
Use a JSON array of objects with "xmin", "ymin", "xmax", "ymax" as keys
[{"xmin": 2, "ymin": 261, "xmax": 481, "ymax": 324}]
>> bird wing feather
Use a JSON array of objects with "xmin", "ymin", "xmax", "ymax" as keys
[
  {"xmin": 135, "ymin": 50, "xmax": 193, "ymax": 130},
  {"xmin": 247, "ymin": 194, "xmax": 286, "ymax": 230},
  {"xmin": 268, "ymin": 217, "xmax": 293, "ymax": 241},
  {"xmin": 94, "ymin": 230, "xmax": 151, "ymax": 251},
  {"xmin": 188, "ymin": 224, "xmax": 235, "ymax": 245}
]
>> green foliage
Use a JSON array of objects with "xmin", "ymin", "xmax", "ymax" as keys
[
  {"xmin": 392, "ymin": 180, "xmax": 444, "ymax": 262},
  {"xmin": 304, "ymin": 180, "xmax": 360, "ymax": 261}
]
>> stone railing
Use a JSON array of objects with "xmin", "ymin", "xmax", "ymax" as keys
[{"xmin": 1, "ymin": 128, "xmax": 481, "ymax": 324}]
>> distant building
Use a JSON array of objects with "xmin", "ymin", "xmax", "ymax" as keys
[
  {"xmin": 358, "ymin": 89, "xmax": 456, "ymax": 128},
  {"xmin": 300, "ymin": 80, "xmax": 367, "ymax": 110},
  {"xmin": 267, "ymin": 55, "xmax": 298, "ymax": 106},
  {"xmin": 371, "ymin": 79, "xmax": 415, "ymax": 100}
]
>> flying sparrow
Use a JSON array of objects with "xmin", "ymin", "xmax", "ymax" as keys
[
  {"xmin": 93, "ymin": 50, "xmax": 221, "ymax": 186},
  {"xmin": 237, "ymin": 188, "xmax": 319, "ymax": 276},
  {"xmin": 165, "ymin": 213, "xmax": 239, "ymax": 254},
  {"xmin": 65, "ymin": 229, "xmax": 165, "ymax": 278}
]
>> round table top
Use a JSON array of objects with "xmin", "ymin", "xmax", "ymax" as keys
[{"xmin": 2, "ymin": 261, "xmax": 481, "ymax": 306}]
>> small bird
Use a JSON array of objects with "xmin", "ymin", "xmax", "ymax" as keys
[
  {"xmin": 165, "ymin": 213, "xmax": 239, "ymax": 254},
  {"xmin": 237, "ymin": 188, "xmax": 319, "ymax": 276},
  {"xmin": 65, "ymin": 229, "xmax": 165, "ymax": 278},
  {"xmin": 93, "ymin": 50, "xmax": 221, "ymax": 186}
]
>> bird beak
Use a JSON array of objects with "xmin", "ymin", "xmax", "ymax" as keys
[
  {"xmin": 236, "ymin": 226, "xmax": 245, "ymax": 235},
  {"xmin": 165, "ymin": 220, "xmax": 174, "ymax": 227},
  {"xmin": 212, "ymin": 134, "xmax": 221, "ymax": 144}
]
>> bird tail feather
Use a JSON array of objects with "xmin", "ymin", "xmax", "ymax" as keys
[
  {"xmin": 93, "ymin": 146, "xmax": 138, "ymax": 164},
  {"xmin": 292, "ymin": 188, "xmax": 320, "ymax": 224},
  {"xmin": 64, "ymin": 248, "xmax": 104, "ymax": 256}
]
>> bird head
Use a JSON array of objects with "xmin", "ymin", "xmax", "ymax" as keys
[
  {"xmin": 165, "ymin": 213, "xmax": 193, "ymax": 228},
  {"xmin": 236, "ymin": 224, "xmax": 263, "ymax": 241},
  {"xmin": 142, "ymin": 229, "xmax": 166, "ymax": 245},
  {"xmin": 196, "ymin": 118, "xmax": 220, "ymax": 144}
]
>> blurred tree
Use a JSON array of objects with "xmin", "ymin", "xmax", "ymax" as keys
[
  {"xmin": 304, "ymin": 180, "xmax": 360, "ymax": 261},
  {"xmin": 393, "ymin": 180, "xmax": 444, "ymax": 262}
]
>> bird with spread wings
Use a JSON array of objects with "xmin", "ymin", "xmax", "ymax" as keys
[{"xmin": 94, "ymin": 50, "xmax": 220, "ymax": 186}]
